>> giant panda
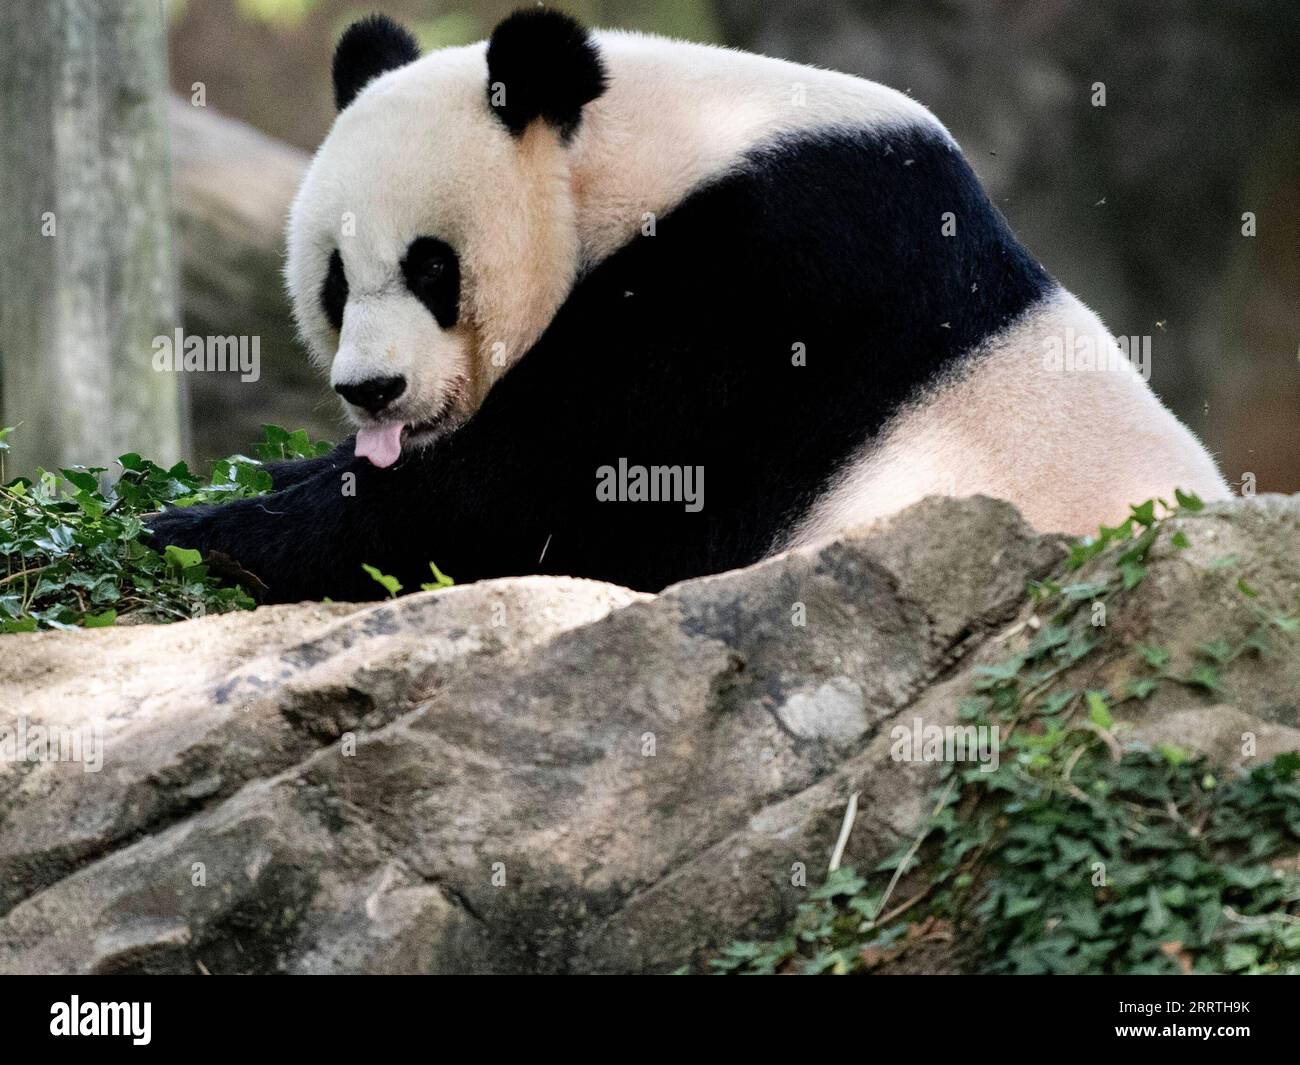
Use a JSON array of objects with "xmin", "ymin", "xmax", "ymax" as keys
[{"xmin": 148, "ymin": 8, "xmax": 1228, "ymax": 603}]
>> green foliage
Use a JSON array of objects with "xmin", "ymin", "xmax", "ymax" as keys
[
  {"xmin": 362, "ymin": 564, "xmax": 402, "ymax": 599},
  {"xmin": 942, "ymin": 748, "xmax": 1300, "ymax": 975},
  {"xmin": 2, "ymin": 424, "xmax": 457, "ymax": 631},
  {"xmin": 0, "ymin": 425, "xmax": 323, "ymax": 630},
  {"xmin": 364, "ymin": 560, "xmax": 456, "ymax": 598},
  {"xmin": 713, "ymin": 491, "xmax": 1300, "ymax": 975},
  {"xmin": 251, "ymin": 424, "xmax": 333, "ymax": 463},
  {"xmin": 421, "ymin": 561, "xmax": 455, "ymax": 592}
]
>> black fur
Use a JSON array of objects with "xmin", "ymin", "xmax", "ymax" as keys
[
  {"xmin": 333, "ymin": 14, "xmax": 420, "ymax": 111},
  {"xmin": 400, "ymin": 237, "xmax": 460, "ymax": 329},
  {"xmin": 148, "ymin": 124, "xmax": 1053, "ymax": 603},
  {"xmin": 321, "ymin": 248, "xmax": 348, "ymax": 331},
  {"xmin": 485, "ymin": 8, "xmax": 607, "ymax": 138},
  {"xmin": 265, "ymin": 451, "xmax": 348, "ymax": 490}
]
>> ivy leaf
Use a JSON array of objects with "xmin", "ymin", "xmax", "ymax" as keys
[
  {"xmin": 974, "ymin": 656, "xmax": 1025, "ymax": 689},
  {"xmin": 1117, "ymin": 526, "xmax": 1159, "ymax": 566},
  {"xmin": 1119, "ymin": 560, "xmax": 1147, "ymax": 589},
  {"xmin": 1027, "ymin": 624, "xmax": 1071, "ymax": 657},
  {"xmin": 1057, "ymin": 631, "xmax": 1100, "ymax": 666},
  {"xmin": 34, "ymin": 524, "xmax": 75, "ymax": 555},
  {"xmin": 1028, "ymin": 578, "xmax": 1061, "ymax": 602},
  {"xmin": 1035, "ymin": 689, "xmax": 1076, "ymax": 717},
  {"xmin": 1062, "ymin": 580, "xmax": 1110, "ymax": 600},
  {"xmin": 1272, "ymin": 752, "xmax": 1300, "ymax": 777},
  {"xmin": 1087, "ymin": 691, "xmax": 1113, "ymax": 730},
  {"xmin": 1004, "ymin": 896, "xmax": 1042, "ymax": 919},
  {"xmin": 1140, "ymin": 886, "xmax": 1171, "ymax": 935},
  {"xmin": 419, "ymin": 561, "xmax": 455, "ymax": 591},
  {"xmin": 1197, "ymin": 640, "xmax": 1233, "ymax": 665},
  {"xmin": 163, "ymin": 545, "xmax": 203, "ymax": 574},
  {"xmin": 810, "ymin": 868, "xmax": 867, "ymax": 900},
  {"xmin": 1159, "ymin": 744, "xmax": 1189, "ymax": 767},
  {"xmin": 1135, "ymin": 644, "xmax": 1170, "ymax": 669},
  {"xmin": 1219, "ymin": 864, "xmax": 1271, "ymax": 889},
  {"xmin": 60, "ymin": 468, "xmax": 100, "ymax": 493},
  {"xmin": 1067, "ymin": 538, "xmax": 1107, "ymax": 570},
  {"xmin": 362, "ymin": 564, "xmax": 402, "ymax": 598},
  {"xmin": 1129, "ymin": 500, "xmax": 1158, "ymax": 526},
  {"xmin": 1182, "ymin": 664, "xmax": 1222, "ymax": 693},
  {"xmin": 253, "ymin": 424, "xmax": 334, "ymax": 462}
]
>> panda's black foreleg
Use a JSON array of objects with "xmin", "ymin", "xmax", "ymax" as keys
[{"xmin": 146, "ymin": 455, "xmax": 408, "ymax": 603}]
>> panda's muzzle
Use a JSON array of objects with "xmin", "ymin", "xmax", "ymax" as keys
[{"xmin": 334, "ymin": 374, "xmax": 407, "ymax": 416}]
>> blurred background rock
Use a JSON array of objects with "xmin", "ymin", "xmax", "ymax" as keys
[{"xmin": 8, "ymin": 0, "xmax": 1298, "ymax": 493}]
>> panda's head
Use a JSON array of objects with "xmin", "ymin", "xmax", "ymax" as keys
[{"xmin": 286, "ymin": 9, "xmax": 606, "ymax": 467}]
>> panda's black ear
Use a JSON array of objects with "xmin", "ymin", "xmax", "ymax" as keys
[
  {"xmin": 333, "ymin": 14, "xmax": 421, "ymax": 111},
  {"xmin": 486, "ymin": 8, "xmax": 607, "ymax": 138}
]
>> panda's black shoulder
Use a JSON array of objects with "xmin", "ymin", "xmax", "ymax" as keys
[{"xmin": 568, "ymin": 121, "xmax": 1052, "ymax": 379}]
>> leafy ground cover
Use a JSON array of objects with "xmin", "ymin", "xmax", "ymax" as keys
[
  {"xmin": 0, "ymin": 425, "xmax": 329, "ymax": 631},
  {"xmin": 712, "ymin": 494, "xmax": 1300, "ymax": 975}
]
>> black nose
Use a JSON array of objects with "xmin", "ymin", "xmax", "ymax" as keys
[{"xmin": 335, "ymin": 375, "xmax": 407, "ymax": 415}]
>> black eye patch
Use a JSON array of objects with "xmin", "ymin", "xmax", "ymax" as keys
[
  {"xmin": 401, "ymin": 237, "xmax": 460, "ymax": 329},
  {"xmin": 321, "ymin": 248, "xmax": 348, "ymax": 332}
]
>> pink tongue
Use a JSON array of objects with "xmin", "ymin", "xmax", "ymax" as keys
[{"xmin": 354, "ymin": 422, "xmax": 404, "ymax": 468}]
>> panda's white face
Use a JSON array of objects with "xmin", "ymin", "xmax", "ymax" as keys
[{"xmin": 286, "ymin": 39, "xmax": 584, "ymax": 467}]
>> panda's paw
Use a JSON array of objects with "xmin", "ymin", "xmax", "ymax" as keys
[
  {"xmin": 144, "ymin": 503, "xmax": 220, "ymax": 554},
  {"xmin": 144, "ymin": 503, "xmax": 273, "ymax": 598}
]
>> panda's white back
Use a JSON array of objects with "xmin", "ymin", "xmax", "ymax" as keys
[
  {"xmin": 569, "ymin": 31, "xmax": 949, "ymax": 263},
  {"xmin": 787, "ymin": 288, "xmax": 1230, "ymax": 543}
]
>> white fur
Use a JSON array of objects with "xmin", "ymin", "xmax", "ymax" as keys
[
  {"xmin": 567, "ymin": 33, "xmax": 943, "ymax": 264},
  {"xmin": 785, "ymin": 288, "xmax": 1230, "ymax": 544}
]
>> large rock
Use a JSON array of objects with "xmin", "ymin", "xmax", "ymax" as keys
[{"xmin": 1, "ymin": 495, "xmax": 1296, "ymax": 974}]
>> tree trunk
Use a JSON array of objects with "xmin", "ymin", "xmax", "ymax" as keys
[{"xmin": 0, "ymin": 0, "xmax": 182, "ymax": 476}]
